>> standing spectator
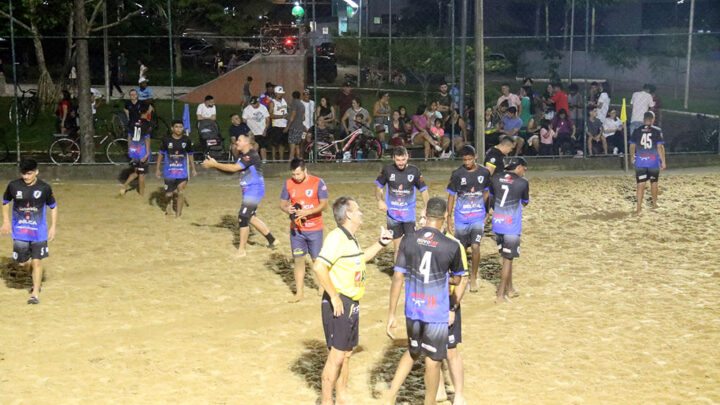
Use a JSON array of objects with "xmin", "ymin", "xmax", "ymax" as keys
[
  {"xmin": 196, "ymin": 95, "xmax": 217, "ymax": 121},
  {"xmin": 587, "ymin": 81, "xmax": 600, "ymax": 111},
  {"xmin": 567, "ymin": 83, "xmax": 583, "ymax": 133},
  {"xmin": 285, "ymin": 90, "xmax": 306, "ymax": 160},
  {"xmin": 436, "ymin": 83, "xmax": 452, "ymax": 121},
  {"xmin": 340, "ymin": 98, "xmax": 369, "ymax": 135},
  {"xmin": 550, "ymin": 83, "xmax": 569, "ymax": 114},
  {"xmin": 522, "ymin": 77, "xmax": 537, "ymax": 98},
  {"xmin": 498, "ymin": 106, "xmax": 524, "ymax": 155},
  {"xmin": 630, "ymin": 84, "xmax": 655, "ymax": 135},
  {"xmin": 109, "ymin": 54, "xmax": 123, "ymax": 98},
  {"xmin": 57, "ymin": 90, "xmax": 74, "ymax": 134},
  {"xmin": 137, "ymin": 60, "xmax": 148, "ymax": 83},
  {"xmin": 602, "ymin": 108, "xmax": 624, "ymax": 154},
  {"xmin": 260, "ymin": 81, "xmax": 274, "ymax": 109},
  {"xmin": 242, "ymin": 76, "xmax": 253, "ymax": 107},
  {"xmin": 538, "ymin": 119, "xmax": 556, "ymax": 155},
  {"xmin": 449, "ymin": 81, "xmax": 460, "ymax": 108},
  {"xmin": 586, "ymin": 107, "xmax": 607, "ymax": 155},
  {"xmin": 372, "ymin": 92, "xmax": 391, "ymax": 145},
  {"xmin": 497, "ymin": 84, "xmax": 522, "ymax": 115},
  {"xmin": 397, "ymin": 105, "xmax": 409, "ymax": 124},
  {"xmin": 268, "ymin": 86, "xmax": 289, "ymax": 161},
  {"xmin": 136, "ymin": 78, "xmax": 153, "ymax": 103},
  {"xmin": 242, "ymin": 96, "xmax": 271, "ymax": 161},
  {"xmin": 596, "ymin": 81, "xmax": 611, "ymax": 120},
  {"xmin": 68, "ymin": 66, "xmax": 78, "ymax": 97},
  {"xmin": 334, "ymin": 82, "xmax": 355, "ymax": 128},
  {"xmin": 124, "ymin": 89, "xmax": 143, "ymax": 128},
  {"xmin": 213, "ymin": 52, "xmax": 224, "ymax": 76},
  {"xmin": 227, "ymin": 53, "xmax": 239, "ymax": 72},
  {"xmin": 542, "ymin": 83, "xmax": 555, "ymax": 117},
  {"xmin": 519, "ymin": 86, "xmax": 533, "ymax": 128},
  {"xmin": 648, "ymin": 84, "xmax": 662, "ymax": 125},
  {"xmin": 117, "ymin": 52, "xmax": 127, "ymax": 84},
  {"xmin": 301, "ymin": 89, "xmax": 315, "ymax": 137},
  {"xmin": 551, "ymin": 109, "xmax": 576, "ymax": 156}
]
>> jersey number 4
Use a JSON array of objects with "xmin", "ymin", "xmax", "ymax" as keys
[
  {"xmin": 419, "ymin": 251, "xmax": 432, "ymax": 284},
  {"xmin": 640, "ymin": 133, "xmax": 653, "ymax": 149}
]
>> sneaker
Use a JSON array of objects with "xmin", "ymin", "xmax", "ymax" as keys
[
  {"xmin": 613, "ymin": 147, "xmax": 619, "ymax": 155},
  {"xmin": 434, "ymin": 145, "xmax": 442, "ymax": 152},
  {"xmin": 27, "ymin": 296, "xmax": 39, "ymax": 305},
  {"xmin": 440, "ymin": 151, "xmax": 451, "ymax": 159}
]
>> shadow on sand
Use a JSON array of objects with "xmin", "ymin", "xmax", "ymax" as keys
[
  {"xmin": 265, "ymin": 252, "xmax": 318, "ymax": 294},
  {"xmin": 0, "ymin": 257, "xmax": 34, "ymax": 290}
]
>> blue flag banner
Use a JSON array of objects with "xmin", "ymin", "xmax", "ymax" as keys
[{"xmin": 183, "ymin": 104, "xmax": 191, "ymax": 136}]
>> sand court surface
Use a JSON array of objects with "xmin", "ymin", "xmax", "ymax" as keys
[{"xmin": 0, "ymin": 166, "xmax": 719, "ymax": 404}]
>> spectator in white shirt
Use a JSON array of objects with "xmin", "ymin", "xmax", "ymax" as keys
[
  {"xmin": 301, "ymin": 89, "xmax": 315, "ymax": 132},
  {"xmin": 596, "ymin": 81, "xmax": 611, "ymax": 120},
  {"xmin": 630, "ymin": 84, "xmax": 655, "ymax": 135},
  {"xmin": 603, "ymin": 108, "xmax": 624, "ymax": 154},
  {"xmin": 197, "ymin": 95, "xmax": 217, "ymax": 121}
]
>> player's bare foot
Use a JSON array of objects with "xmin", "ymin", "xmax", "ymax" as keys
[
  {"xmin": 467, "ymin": 278, "xmax": 478, "ymax": 293},
  {"xmin": 119, "ymin": 187, "xmax": 127, "ymax": 196},
  {"xmin": 495, "ymin": 295, "xmax": 512, "ymax": 303},
  {"xmin": 289, "ymin": 294, "xmax": 303, "ymax": 303},
  {"xmin": 436, "ymin": 386, "xmax": 448, "ymax": 402},
  {"xmin": 452, "ymin": 395, "xmax": 467, "ymax": 405},
  {"xmin": 235, "ymin": 250, "xmax": 247, "ymax": 258},
  {"xmin": 508, "ymin": 289, "xmax": 520, "ymax": 298}
]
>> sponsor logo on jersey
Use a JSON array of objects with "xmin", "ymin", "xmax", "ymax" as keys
[
  {"xmin": 389, "ymin": 173, "xmax": 395, "ymax": 181},
  {"xmin": 15, "ymin": 191, "xmax": 22, "ymax": 199},
  {"xmin": 168, "ymin": 142, "xmax": 173, "ymax": 148}
]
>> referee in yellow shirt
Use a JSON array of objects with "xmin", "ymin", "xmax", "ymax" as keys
[{"xmin": 313, "ymin": 196, "xmax": 393, "ymax": 405}]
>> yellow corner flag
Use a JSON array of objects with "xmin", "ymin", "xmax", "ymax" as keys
[{"xmin": 621, "ymin": 98, "xmax": 628, "ymax": 123}]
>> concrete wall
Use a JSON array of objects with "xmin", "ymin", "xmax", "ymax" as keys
[
  {"xmin": 518, "ymin": 51, "xmax": 720, "ymax": 92},
  {"xmin": 179, "ymin": 53, "xmax": 307, "ymax": 105}
]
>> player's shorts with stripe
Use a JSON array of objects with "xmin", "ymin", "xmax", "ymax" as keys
[
  {"xmin": 448, "ymin": 305, "xmax": 462, "ymax": 349},
  {"xmin": 290, "ymin": 229, "xmax": 323, "ymax": 259},
  {"xmin": 386, "ymin": 216, "xmax": 415, "ymax": 240},
  {"xmin": 635, "ymin": 167, "xmax": 660, "ymax": 183},
  {"xmin": 130, "ymin": 159, "xmax": 149, "ymax": 174},
  {"xmin": 164, "ymin": 178, "xmax": 187, "ymax": 193},
  {"xmin": 322, "ymin": 292, "xmax": 359, "ymax": 351},
  {"xmin": 13, "ymin": 240, "xmax": 49, "ymax": 263},
  {"xmin": 454, "ymin": 220, "xmax": 484, "ymax": 247},
  {"xmin": 406, "ymin": 319, "xmax": 448, "ymax": 361},
  {"xmin": 496, "ymin": 233, "xmax": 521, "ymax": 259}
]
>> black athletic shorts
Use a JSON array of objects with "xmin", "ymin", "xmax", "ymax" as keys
[
  {"xmin": 238, "ymin": 202, "xmax": 258, "ymax": 220},
  {"xmin": 386, "ymin": 216, "xmax": 415, "ymax": 240},
  {"xmin": 268, "ymin": 126, "xmax": 287, "ymax": 147},
  {"xmin": 406, "ymin": 318, "xmax": 448, "ymax": 361},
  {"xmin": 13, "ymin": 240, "xmax": 49, "ymax": 263},
  {"xmin": 130, "ymin": 159, "xmax": 149, "ymax": 174},
  {"xmin": 164, "ymin": 178, "xmax": 187, "ymax": 194},
  {"xmin": 635, "ymin": 167, "xmax": 660, "ymax": 184},
  {"xmin": 254, "ymin": 134, "xmax": 271, "ymax": 149},
  {"xmin": 454, "ymin": 221, "xmax": 484, "ymax": 248},
  {"xmin": 496, "ymin": 233, "xmax": 521, "ymax": 259},
  {"xmin": 448, "ymin": 305, "xmax": 462, "ymax": 349},
  {"xmin": 322, "ymin": 292, "xmax": 360, "ymax": 351}
]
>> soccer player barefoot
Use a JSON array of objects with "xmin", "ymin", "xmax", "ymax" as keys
[
  {"xmin": 386, "ymin": 198, "xmax": 467, "ymax": 405},
  {"xmin": 202, "ymin": 134, "xmax": 277, "ymax": 257},
  {"xmin": 156, "ymin": 120, "xmax": 196, "ymax": 218},
  {"xmin": 629, "ymin": 111, "xmax": 666, "ymax": 215},
  {"xmin": 280, "ymin": 158, "xmax": 329, "ymax": 302},
  {"xmin": 2, "ymin": 159, "xmax": 58, "ymax": 304},
  {"xmin": 488, "ymin": 158, "xmax": 529, "ymax": 303},
  {"xmin": 121, "ymin": 102, "xmax": 152, "ymax": 196}
]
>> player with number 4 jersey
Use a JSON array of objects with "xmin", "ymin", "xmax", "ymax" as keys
[
  {"xmin": 629, "ymin": 111, "xmax": 666, "ymax": 214},
  {"xmin": 489, "ymin": 157, "xmax": 529, "ymax": 303}
]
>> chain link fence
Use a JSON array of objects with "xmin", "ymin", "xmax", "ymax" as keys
[{"xmin": 1, "ymin": 0, "xmax": 718, "ymax": 164}]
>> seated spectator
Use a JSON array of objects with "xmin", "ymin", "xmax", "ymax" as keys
[
  {"xmin": 497, "ymin": 83, "xmax": 522, "ymax": 114},
  {"xmin": 341, "ymin": 98, "xmax": 369, "ymax": 135},
  {"xmin": 197, "ymin": 95, "xmax": 217, "ymax": 121},
  {"xmin": 444, "ymin": 110, "xmax": 468, "ymax": 154},
  {"xmin": 484, "ymin": 106, "xmax": 500, "ymax": 147},
  {"xmin": 498, "ymin": 106, "xmax": 524, "ymax": 155},
  {"xmin": 389, "ymin": 110, "xmax": 410, "ymax": 147},
  {"xmin": 430, "ymin": 118, "xmax": 451, "ymax": 157},
  {"xmin": 372, "ymin": 92, "xmax": 391, "ymax": 144},
  {"xmin": 586, "ymin": 107, "xmax": 607, "ymax": 156},
  {"xmin": 426, "ymin": 101, "xmax": 443, "ymax": 122},
  {"xmin": 525, "ymin": 108, "xmax": 546, "ymax": 154},
  {"xmin": 411, "ymin": 105, "xmax": 442, "ymax": 159},
  {"xmin": 314, "ymin": 115, "xmax": 334, "ymax": 144},
  {"xmin": 551, "ymin": 109, "xmax": 576, "ymax": 155},
  {"xmin": 316, "ymin": 97, "xmax": 336, "ymax": 129},
  {"xmin": 542, "ymin": 83, "xmax": 555, "ymax": 118},
  {"xmin": 550, "ymin": 82, "xmax": 569, "ymax": 114},
  {"xmin": 538, "ymin": 119, "xmax": 556, "ymax": 155},
  {"xmin": 603, "ymin": 108, "xmax": 624, "ymax": 154},
  {"xmin": 397, "ymin": 105, "xmax": 409, "ymax": 124}
]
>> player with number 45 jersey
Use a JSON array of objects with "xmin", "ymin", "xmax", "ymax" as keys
[
  {"xmin": 489, "ymin": 157, "xmax": 529, "ymax": 303},
  {"xmin": 629, "ymin": 111, "xmax": 666, "ymax": 214}
]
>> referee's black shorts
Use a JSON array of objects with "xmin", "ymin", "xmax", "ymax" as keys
[{"xmin": 321, "ymin": 292, "xmax": 359, "ymax": 351}]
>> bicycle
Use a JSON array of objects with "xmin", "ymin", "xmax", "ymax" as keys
[
  {"xmin": 260, "ymin": 36, "xmax": 297, "ymax": 55},
  {"xmin": 304, "ymin": 127, "xmax": 383, "ymax": 161},
  {"xmin": 8, "ymin": 86, "xmax": 39, "ymax": 126},
  {"xmin": 48, "ymin": 126, "xmax": 129, "ymax": 165}
]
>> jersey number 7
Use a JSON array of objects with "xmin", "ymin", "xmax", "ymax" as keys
[{"xmin": 499, "ymin": 184, "xmax": 510, "ymax": 207}]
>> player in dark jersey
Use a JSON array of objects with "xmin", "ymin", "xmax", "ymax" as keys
[
  {"xmin": 203, "ymin": 133, "xmax": 278, "ymax": 257},
  {"xmin": 386, "ymin": 197, "xmax": 468, "ymax": 404},
  {"xmin": 120, "ymin": 102, "xmax": 152, "ymax": 196},
  {"xmin": 484, "ymin": 136, "xmax": 513, "ymax": 177},
  {"xmin": 447, "ymin": 145, "xmax": 491, "ymax": 293},
  {"xmin": 156, "ymin": 120, "xmax": 196, "ymax": 217},
  {"xmin": 488, "ymin": 157, "xmax": 529, "ymax": 303},
  {"xmin": 2, "ymin": 159, "xmax": 58, "ymax": 304},
  {"xmin": 375, "ymin": 146, "xmax": 428, "ymax": 259},
  {"xmin": 629, "ymin": 111, "xmax": 666, "ymax": 215}
]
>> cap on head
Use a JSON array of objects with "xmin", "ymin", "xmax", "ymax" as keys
[
  {"xmin": 505, "ymin": 157, "xmax": 528, "ymax": 171},
  {"xmin": 303, "ymin": 88, "xmax": 310, "ymax": 94},
  {"xmin": 249, "ymin": 96, "xmax": 259, "ymax": 104},
  {"xmin": 274, "ymin": 86, "xmax": 285, "ymax": 94},
  {"xmin": 138, "ymin": 78, "xmax": 148, "ymax": 84}
]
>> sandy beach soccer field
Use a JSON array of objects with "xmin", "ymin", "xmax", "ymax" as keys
[{"xmin": 0, "ymin": 167, "xmax": 718, "ymax": 404}]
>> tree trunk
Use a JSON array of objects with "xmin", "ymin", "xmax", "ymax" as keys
[
  {"xmin": 75, "ymin": 0, "xmax": 95, "ymax": 163},
  {"xmin": 174, "ymin": 37, "xmax": 183, "ymax": 78},
  {"xmin": 28, "ymin": 21, "xmax": 56, "ymax": 111}
]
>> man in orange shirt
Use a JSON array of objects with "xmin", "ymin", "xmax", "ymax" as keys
[{"xmin": 280, "ymin": 158, "xmax": 329, "ymax": 302}]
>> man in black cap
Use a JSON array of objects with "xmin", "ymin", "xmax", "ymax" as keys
[{"xmin": 488, "ymin": 157, "xmax": 529, "ymax": 303}]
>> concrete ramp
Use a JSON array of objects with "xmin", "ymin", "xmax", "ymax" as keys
[{"xmin": 180, "ymin": 53, "xmax": 306, "ymax": 105}]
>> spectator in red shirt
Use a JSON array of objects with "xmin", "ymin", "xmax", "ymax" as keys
[{"xmin": 550, "ymin": 83, "xmax": 569, "ymax": 114}]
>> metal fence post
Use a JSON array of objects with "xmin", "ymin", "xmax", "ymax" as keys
[
  {"xmin": 9, "ymin": 0, "xmax": 20, "ymax": 162},
  {"xmin": 167, "ymin": 0, "xmax": 175, "ymax": 119}
]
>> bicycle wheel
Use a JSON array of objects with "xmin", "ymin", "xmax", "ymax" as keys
[
  {"xmin": 49, "ymin": 138, "xmax": 81, "ymax": 165},
  {"xmin": 25, "ymin": 99, "xmax": 39, "ymax": 126},
  {"xmin": 8, "ymin": 105, "xmax": 18, "ymax": 125},
  {"xmin": 106, "ymin": 138, "xmax": 130, "ymax": 164},
  {"xmin": 110, "ymin": 113, "xmax": 127, "ymax": 138},
  {"xmin": 283, "ymin": 43, "xmax": 296, "ymax": 55},
  {"xmin": 260, "ymin": 41, "xmax": 273, "ymax": 55}
]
